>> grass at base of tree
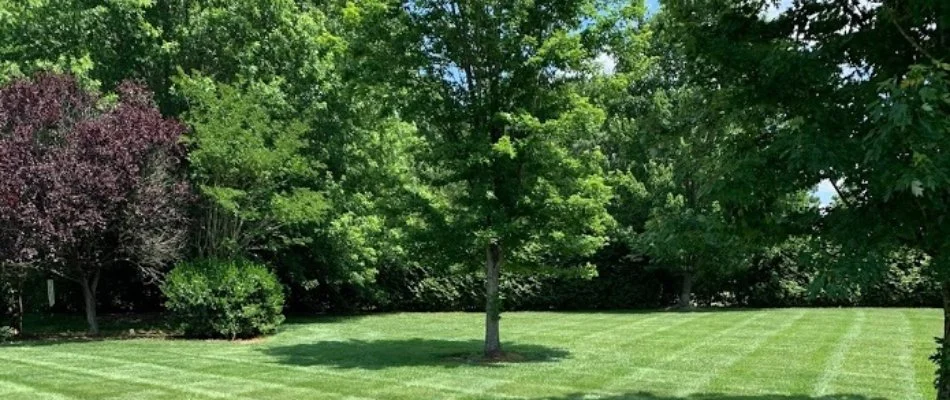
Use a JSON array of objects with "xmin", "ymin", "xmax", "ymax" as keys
[{"xmin": 0, "ymin": 309, "xmax": 940, "ymax": 399}]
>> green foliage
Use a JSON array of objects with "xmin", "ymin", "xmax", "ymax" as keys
[
  {"xmin": 179, "ymin": 77, "xmax": 328, "ymax": 257},
  {"xmin": 162, "ymin": 259, "xmax": 286, "ymax": 339},
  {"xmin": 360, "ymin": 0, "xmax": 656, "ymax": 353},
  {"xmin": 593, "ymin": 26, "xmax": 802, "ymax": 306},
  {"xmin": 0, "ymin": 273, "xmax": 12, "ymax": 322},
  {"xmin": 2, "ymin": 6, "xmax": 947, "ymax": 391},
  {"xmin": 0, "ymin": 325, "xmax": 16, "ymax": 342},
  {"xmin": 710, "ymin": 240, "xmax": 939, "ymax": 308},
  {"xmin": 0, "ymin": 0, "xmax": 342, "ymax": 112},
  {"xmin": 662, "ymin": 0, "xmax": 950, "ymax": 279},
  {"xmin": 663, "ymin": 1, "xmax": 949, "ymax": 389},
  {"xmin": 369, "ymin": 243, "xmax": 667, "ymax": 311}
]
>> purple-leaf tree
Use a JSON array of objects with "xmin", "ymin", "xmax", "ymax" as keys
[{"xmin": 0, "ymin": 74, "xmax": 189, "ymax": 335}]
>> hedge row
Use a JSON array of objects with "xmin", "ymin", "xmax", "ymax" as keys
[{"xmin": 7, "ymin": 248, "xmax": 939, "ymax": 319}]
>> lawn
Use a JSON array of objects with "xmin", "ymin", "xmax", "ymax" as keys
[{"xmin": 0, "ymin": 308, "xmax": 941, "ymax": 400}]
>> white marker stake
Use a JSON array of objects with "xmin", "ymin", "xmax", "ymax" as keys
[{"xmin": 47, "ymin": 279, "xmax": 55, "ymax": 308}]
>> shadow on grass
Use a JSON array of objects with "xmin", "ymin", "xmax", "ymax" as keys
[
  {"xmin": 283, "ymin": 314, "xmax": 368, "ymax": 325},
  {"xmin": 543, "ymin": 392, "xmax": 888, "ymax": 400},
  {"xmin": 1, "ymin": 312, "xmax": 173, "ymax": 347},
  {"xmin": 261, "ymin": 339, "xmax": 569, "ymax": 369}
]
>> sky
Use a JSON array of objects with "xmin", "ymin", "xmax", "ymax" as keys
[{"xmin": 815, "ymin": 180, "xmax": 836, "ymax": 207}]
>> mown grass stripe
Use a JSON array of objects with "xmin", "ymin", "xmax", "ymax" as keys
[
  {"xmin": 813, "ymin": 309, "xmax": 865, "ymax": 396},
  {"xmin": 44, "ymin": 333, "xmax": 521, "ymax": 400},
  {"xmin": 508, "ymin": 311, "xmax": 715, "ymax": 391},
  {"xmin": 608, "ymin": 311, "xmax": 716, "ymax": 350},
  {"xmin": 0, "ymin": 354, "xmax": 257, "ymax": 400},
  {"xmin": 899, "ymin": 310, "xmax": 925, "ymax": 400},
  {"xmin": 677, "ymin": 310, "xmax": 806, "ymax": 396},
  {"xmin": 512, "ymin": 313, "xmax": 619, "ymax": 342},
  {"xmin": 606, "ymin": 311, "xmax": 767, "ymax": 389},
  {"xmin": 145, "ymin": 345, "xmax": 528, "ymax": 399},
  {"xmin": 908, "ymin": 309, "xmax": 941, "ymax": 398},
  {"xmin": 2, "ymin": 309, "xmax": 939, "ymax": 399},
  {"xmin": 657, "ymin": 312, "xmax": 767, "ymax": 364},
  {"xmin": 574, "ymin": 313, "xmax": 667, "ymax": 343},
  {"xmin": 578, "ymin": 314, "xmax": 663, "ymax": 341},
  {"xmin": 23, "ymin": 348, "xmax": 371, "ymax": 400},
  {"xmin": 0, "ymin": 379, "xmax": 77, "ymax": 400}
]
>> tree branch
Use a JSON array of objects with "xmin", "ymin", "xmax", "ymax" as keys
[
  {"xmin": 885, "ymin": 7, "xmax": 939, "ymax": 64},
  {"xmin": 829, "ymin": 178, "xmax": 854, "ymax": 208}
]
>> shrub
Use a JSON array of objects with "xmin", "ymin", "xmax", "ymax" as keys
[
  {"xmin": 162, "ymin": 259, "xmax": 285, "ymax": 339},
  {"xmin": 0, "ymin": 326, "xmax": 16, "ymax": 342}
]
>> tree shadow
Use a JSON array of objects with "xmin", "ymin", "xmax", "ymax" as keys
[
  {"xmin": 2, "ymin": 312, "xmax": 172, "ymax": 347},
  {"xmin": 542, "ymin": 392, "xmax": 889, "ymax": 400},
  {"xmin": 261, "ymin": 339, "xmax": 570, "ymax": 369}
]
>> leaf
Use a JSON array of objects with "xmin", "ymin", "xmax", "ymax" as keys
[{"xmin": 911, "ymin": 180, "xmax": 924, "ymax": 197}]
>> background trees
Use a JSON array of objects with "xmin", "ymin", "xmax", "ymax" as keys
[
  {"xmin": 663, "ymin": 0, "xmax": 950, "ymax": 396},
  {"xmin": 0, "ymin": 0, "xmax": 425, "ymax": 310},
  {"xmin": 0, "ymin": 74, "xmax": 188, "ymax": 334},
  {"xmin": 179, "ymin": 78, "xmax": 328, "ymax": 260}
]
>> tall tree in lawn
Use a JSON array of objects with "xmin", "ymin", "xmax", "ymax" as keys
[
  {"xmin": 663, "ymin": 0, "xmax": 950, "ymax": 395},
  {"xmin": 0, "ymin": 74, "xmax": 189, "ymax": 335},
  {"xmin": 389, "ymin": 0, "xmax": 640, "ymax": 357}
]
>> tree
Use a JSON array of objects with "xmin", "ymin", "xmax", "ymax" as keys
[
  {"xmin": 663, "ymin": 0, "xmax": 950, "ymax": 396},
  {"xmin": 611, "ymin": 82, "xmax": 745, "ymax": 308},
  {"xmin": 178, "ymin": 77, "xmax": 329, "ymax": 258},
  {"xmin": 373, "ymin": 0, "xmax": 646, "ymax": 357},
  {"xmin": 0, "ymin": 265, "xmax": 25, "ymax": 335},
  {"xmin": 590, "ymin": 15, "xmax": 790, "ymax": 309},
  {"xmin": 0, "ymin": 0, "xmax": 342, "ymax": 113},
  {"xmin": 0, "ymin": 0, "xmax": 426, "ymax": 309},
  {"xmin": 0, "ymin": 74, "xmax": 189, "ymax": 335}
]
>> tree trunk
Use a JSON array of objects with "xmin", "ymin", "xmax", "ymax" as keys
[
  {"xmin": 80, "ymin": 272, "xmax": 100, "ymax": 336},
  {"xmin": 678, "ymin": 272, "xmax": 693, "ymax": 309},
  {"xmin": 938, "ymin": 281, "xmax": 950, "ymax": 400},
  {"xmin": 484, "ymin": 242, "xmax": 503, "ymax": 358},
  {"xmin": 14, "ymin": 279, "xmax": 23, "ymax": 335}
]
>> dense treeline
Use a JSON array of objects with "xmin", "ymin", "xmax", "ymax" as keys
[
  {"xmin": 0, "ymin": 0, "xmax": 948, "ymax": 396},
  {"xmin": 12, "ymin": 243, "xmax": 939, "ymax": 316}
]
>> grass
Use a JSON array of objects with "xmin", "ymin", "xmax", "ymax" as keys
[{"xmin": 0, "ymin": 308, "xmax": 941, "ymax": 399}]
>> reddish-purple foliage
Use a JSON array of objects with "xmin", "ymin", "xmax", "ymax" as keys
[{"xmin": 0, "ymin": 73, "xmax": 189, "ymax": 287}]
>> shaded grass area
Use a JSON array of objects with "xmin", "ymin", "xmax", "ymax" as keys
[
  {"xmin": 0, "ymin": 309, "xmax": 941, "ymax": 399},
  {"xmin": 18, "ymin": 313, "xmax": 171, "ymax": 339}
]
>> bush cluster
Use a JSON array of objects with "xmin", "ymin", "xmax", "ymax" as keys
[
  {"xmin": 162, "ymin": 259, "xmax": 285, "ymax": 339},
  {"xmin": 282, "ymin": 245, "xmax": 937, "ymax": 312},
  {"xmin": 0, "ymin": 326, "xmax": 16, "ymax": 342}
]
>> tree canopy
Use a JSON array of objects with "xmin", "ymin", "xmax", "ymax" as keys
[{"xmin": 0, "ymin": 74, "xmax": 188, "ymax": 334}]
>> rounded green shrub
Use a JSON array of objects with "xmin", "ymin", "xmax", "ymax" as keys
[
  {"xmin": 162, "ymin": 259, "xmax": 286, "ymax": 339},
  {"xmin": 0, "ymin": 326, "xmax": 17, "ymax": 342}
]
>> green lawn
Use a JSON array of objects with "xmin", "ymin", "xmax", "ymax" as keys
[{"xmin": 0, "ymin": 309, "xmax": 941, "ymax": 399}]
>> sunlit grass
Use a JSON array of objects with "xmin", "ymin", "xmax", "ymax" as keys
[{"xmin": 0, "ymin": 309, "xmax": 940, "ymax": 399}]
